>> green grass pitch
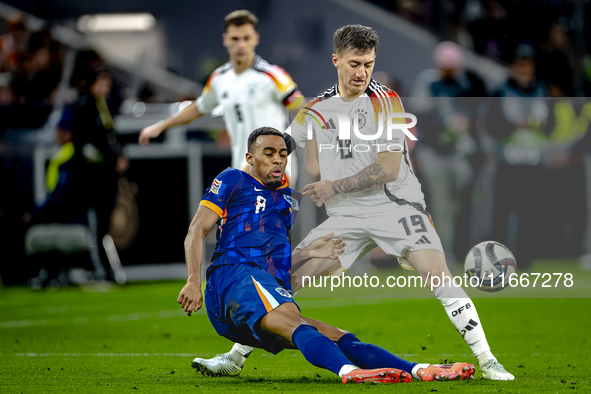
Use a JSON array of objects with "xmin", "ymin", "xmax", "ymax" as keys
[{"xmin": 1, "ymin": 272, "xmax": 590, "ymax": 393}]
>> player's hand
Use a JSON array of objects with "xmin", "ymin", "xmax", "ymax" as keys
[
  {"xmin": 301, "ymin": 180, "xmax": 337, "ymax": 207},
  {"xmin": 138, "ymin": 122, "xmax": 165, "ymax": 146},
  {"xmin": 303, "ymin": 232, "xmax": 345, "ymax": 260},
  {"xmin": 177, "ymin": 282, "xmax": 203, "ymax": 316}
]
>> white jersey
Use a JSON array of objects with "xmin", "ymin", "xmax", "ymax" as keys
[
  {"xmin": 196, "ymin": 56, "xmax": 299, "ymax": 170},
  {"xmin": 287, "ymin": 80, "xmax": 426, "ymax": 217}
]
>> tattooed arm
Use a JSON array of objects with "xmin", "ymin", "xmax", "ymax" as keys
[{"xmin": 302, "ymin": 151, "xmax": 402, "ymax": 206}]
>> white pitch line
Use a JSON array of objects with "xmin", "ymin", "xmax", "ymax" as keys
[{"xmin": 0, "ymin": 298, "xmax": 401, "ymax": 329}]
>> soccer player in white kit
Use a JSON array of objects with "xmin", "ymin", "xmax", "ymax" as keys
[
  {"xmin": 192, "ymin": 25, "xmax": 514, "ymax": 381},
  {"xmin": 138, "ymin": 10, "xmax": 301, "ymax": 173}
]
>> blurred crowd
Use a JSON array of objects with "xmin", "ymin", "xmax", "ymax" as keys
[
  {"xmin": 375, "ymin": 0, "xmax": 591, "ymax": 96},
  {"xmin": 0, "ymin": 13, "xmax": 130, "ymax": 286},
  {"xmin": 1, "ymin": 4, "xmax": 590, "ymax": 287},
  {"xmin": 406, "ymin": 40, "xmax": 590, "ymax": 270}
]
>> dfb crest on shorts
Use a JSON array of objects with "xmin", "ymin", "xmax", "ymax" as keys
[
  {"xmin": 275, "ymin": 287, "xmax": 292, "ymax": 298},
  {"xmin": 211, "ymin": 179, "xmax": 222, "ymax": 194},
  {"xmin": 283, "ymin": 194, "xmax": 299, "ymax": 211}
]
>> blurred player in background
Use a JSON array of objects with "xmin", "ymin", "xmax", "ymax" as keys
[
  {"xmin": 179, "ymin": 127, "xmax": 474, "ymax": 384},
  {"xmin": 196, "ymin": 24, "xmax": 514, "ymax": 381},
  {"xmin": 138, "ymin": 10, "xmax": 301, "ymax": 181}
]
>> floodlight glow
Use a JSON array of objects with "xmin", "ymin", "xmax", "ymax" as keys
[{"xmin": 77, "ymin": 13, "xmax": 156, "ymax": 32}]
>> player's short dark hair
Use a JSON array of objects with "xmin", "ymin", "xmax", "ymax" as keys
[
  {"xmin": 225, "ymin": 10, "xmax": 258, "ymax": 31},
  {"xmin": 248, "ymin": 127, "xmax": 285, "ymax": 153},
  {"xmin": 333, "ymin": 24, "xmax": 378, "ymax": 56}
]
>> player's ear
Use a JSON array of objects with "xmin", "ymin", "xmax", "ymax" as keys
[
  {"xmin": 246, "ymin": 152, "xmax": 253, "ymax": 165},
  {"xmin": 332, "ymin": 53, "xmax": 338, "ymax": 68},
  {"xmin": 222, "ymin": 33, "xmax": 228, "ymax": 47},
  {"xmin": 253, "ymin": 33, "xmax": 260, "ymax": 46}
]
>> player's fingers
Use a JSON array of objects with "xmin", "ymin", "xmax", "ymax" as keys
[
  {"xmin": 322, "ymin": 232, "xmax": 335, "ymax": 241},
  {"xmin": 315, "ymin": 200, "xmax": 324, "ymax": 207},
  {"xmin": 187, "ymin": 310, "xmax": 192, "ymax": 316},
  {"xmin": 301, "ymin": 189, "xmax": 314, "ymax": 197}
]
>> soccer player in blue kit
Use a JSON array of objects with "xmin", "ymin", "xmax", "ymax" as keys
[{"xmin": 177, "ymin": 127, "xmax": 475, "ymax": 384}]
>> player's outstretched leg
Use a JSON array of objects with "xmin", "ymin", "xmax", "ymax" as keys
[
  {"xmin": 291, "ymin": 324, "xmax": 411, "ymax": 384},
  {"xmin": 407, "ymin": 249, "xmax": 515, "ymax": 381},
  {"xmin": 265, "ymin": 303, "xmax": 411, "ymax": 384},
  {"xmin": 192, "ymin": 343, "xmax": 253, "ymax": 377},
  {"xmin": 337, "ymin": 333, "xmax": 474, "ymax": 381}
]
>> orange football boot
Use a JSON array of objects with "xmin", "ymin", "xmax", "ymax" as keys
[
  {"xmin": 416, "ymin": 363, "xmax": 475, "ymax": 381},
  {"xmin": 342, "ymin": 368, "xmax": 412, "ymax": 384}
]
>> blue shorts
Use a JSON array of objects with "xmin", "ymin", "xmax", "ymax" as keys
[{"xmin": 204, "ymin": 263, "xmax": 298, "ymax": 354}]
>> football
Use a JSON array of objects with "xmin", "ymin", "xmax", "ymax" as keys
[{"xmin": 464, "ymin": 241, "xmax": 517, "ymax": 292}]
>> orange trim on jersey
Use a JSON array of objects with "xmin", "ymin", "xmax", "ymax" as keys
[
  {"xmin": 219, "ymin": 208, "xmax": 228, "ymax": 233},
  {"xmin": 203, "ymin": 67, "xmax": 224, "ymax": 95},
  {"xmin": 260, "ymin": 68, "xmax": 296, "ymax": 96},
  {"xmin": 427, "ymin": 215, "xmax": 435, "ymax": 229},
  {"xmin": 371, "ymin": 92, "xmax": 404, "ymax": 125},
  {"xmin": 252, "ymin": 276, "xmax": 273, "ymax": 312},
  {"xmin": 199, "ymin": 200, "xmax": 223, "ymax": 217}
]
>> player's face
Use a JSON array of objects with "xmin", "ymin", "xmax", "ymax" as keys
[
  {"xmin": 246, "ymin": 135, "xmax": 288, "ymax": 189},
  {"xmin": 333, "ymin": 49, "xmax": 376, "ymax": 97},
  {"xmin": 223, "ymin": 24, "xmax": 259, "ymax": 63}
]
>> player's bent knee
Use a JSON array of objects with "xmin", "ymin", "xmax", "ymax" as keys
[
  {"xmin": 259, "ymin": 303, "xmax": 302, "ymax": 343},
  {"xmin": 407, "ymin": 249, "xmax": 452, "ymax": 291}
]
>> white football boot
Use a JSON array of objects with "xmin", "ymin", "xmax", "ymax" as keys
[
  {"xmin": 192, "ymin": 353, "xmax": 242, "ymax": 376},
  {"xmin": 481, "ymin": 359, "xmax": 515, "ymax": 380}
]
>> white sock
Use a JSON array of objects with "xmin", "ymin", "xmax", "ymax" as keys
[
  {"xmin": 338, "ymin": 364, "xmax": 358, "ymax": 377},
  {"xmin": 433, "ymin": 280, "xmax": 496, "ymax": 367},
  {"xmin": 229, "ymin": 343, "xmax": 254, "ymax": 367},
  {"xmin": 411, "ymin": 363, "xmax": 431, "ymax": 380}
]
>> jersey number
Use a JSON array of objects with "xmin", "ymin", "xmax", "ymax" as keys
[
  {"xmin": 337, "ymin": 136, "xmax": 353, "ymax": 159},
  {"xmin": 235, "ymin": 104, "xmax": 243, "ymax": 123},
  {"xmin": 398, "ymin": 215, "xmax": 427, "ymax": 236}
]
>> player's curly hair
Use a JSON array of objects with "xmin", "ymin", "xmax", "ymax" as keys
[
  {"xmin": 247, "ymin": 127, "xmax": 285, "ymax": 153},
  {"xmin": 333, "ymin": 24, "xmax": 378, "ymax": 56},
  {"xmin": 225, "ymin": 10, "xmax": 258, "ymax": 32}
]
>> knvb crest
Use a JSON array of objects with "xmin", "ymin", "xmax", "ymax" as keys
[{"xmin": 283, "ymin": 194, "xmax": 299, "ymax": 211}]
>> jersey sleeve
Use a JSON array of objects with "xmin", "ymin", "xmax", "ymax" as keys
[
  {"xmin": 261, "ymin": 65, "xmax": 298, "ymax": 105},
  {"xmin": 195, "ymin": 68, "xmax": 222, "ymax": 116},
  {"xmin": 371, "ymin": 92, "xmax": 408, "ymax": 152},
  {"xmin": 199, "ymin": 169, "xmax": 242, "ymax": 217},
  {"xmin": 286, "ymin": 98, "xmax": 322, "ymax": 149}
]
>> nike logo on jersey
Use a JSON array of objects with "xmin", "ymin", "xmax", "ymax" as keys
[{"xmin": 254, "ymin": 186, "xmax": 263, "ymax": 191}]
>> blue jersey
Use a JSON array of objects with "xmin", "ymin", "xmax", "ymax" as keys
[{"xmin": 200, "ymin": 168, "xmax": 300, "ymax": 289}]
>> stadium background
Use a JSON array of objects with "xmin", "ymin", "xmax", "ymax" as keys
[{"xmin": 0, "ymin": 0, "xmax": 590, "ymax": 392}]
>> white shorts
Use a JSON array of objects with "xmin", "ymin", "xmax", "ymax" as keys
[{"xmin": 295, "ymin": 205, "xmax": 444, "ymax": 274}]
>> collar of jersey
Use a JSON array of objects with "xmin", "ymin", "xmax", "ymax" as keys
[
  {"xmin": 249, "ymin": 172, "xmax": 289, "ymax": 189},
  {"xmin": 334, "ymin": 81, "xmax": 372, "ymax": 99}
]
